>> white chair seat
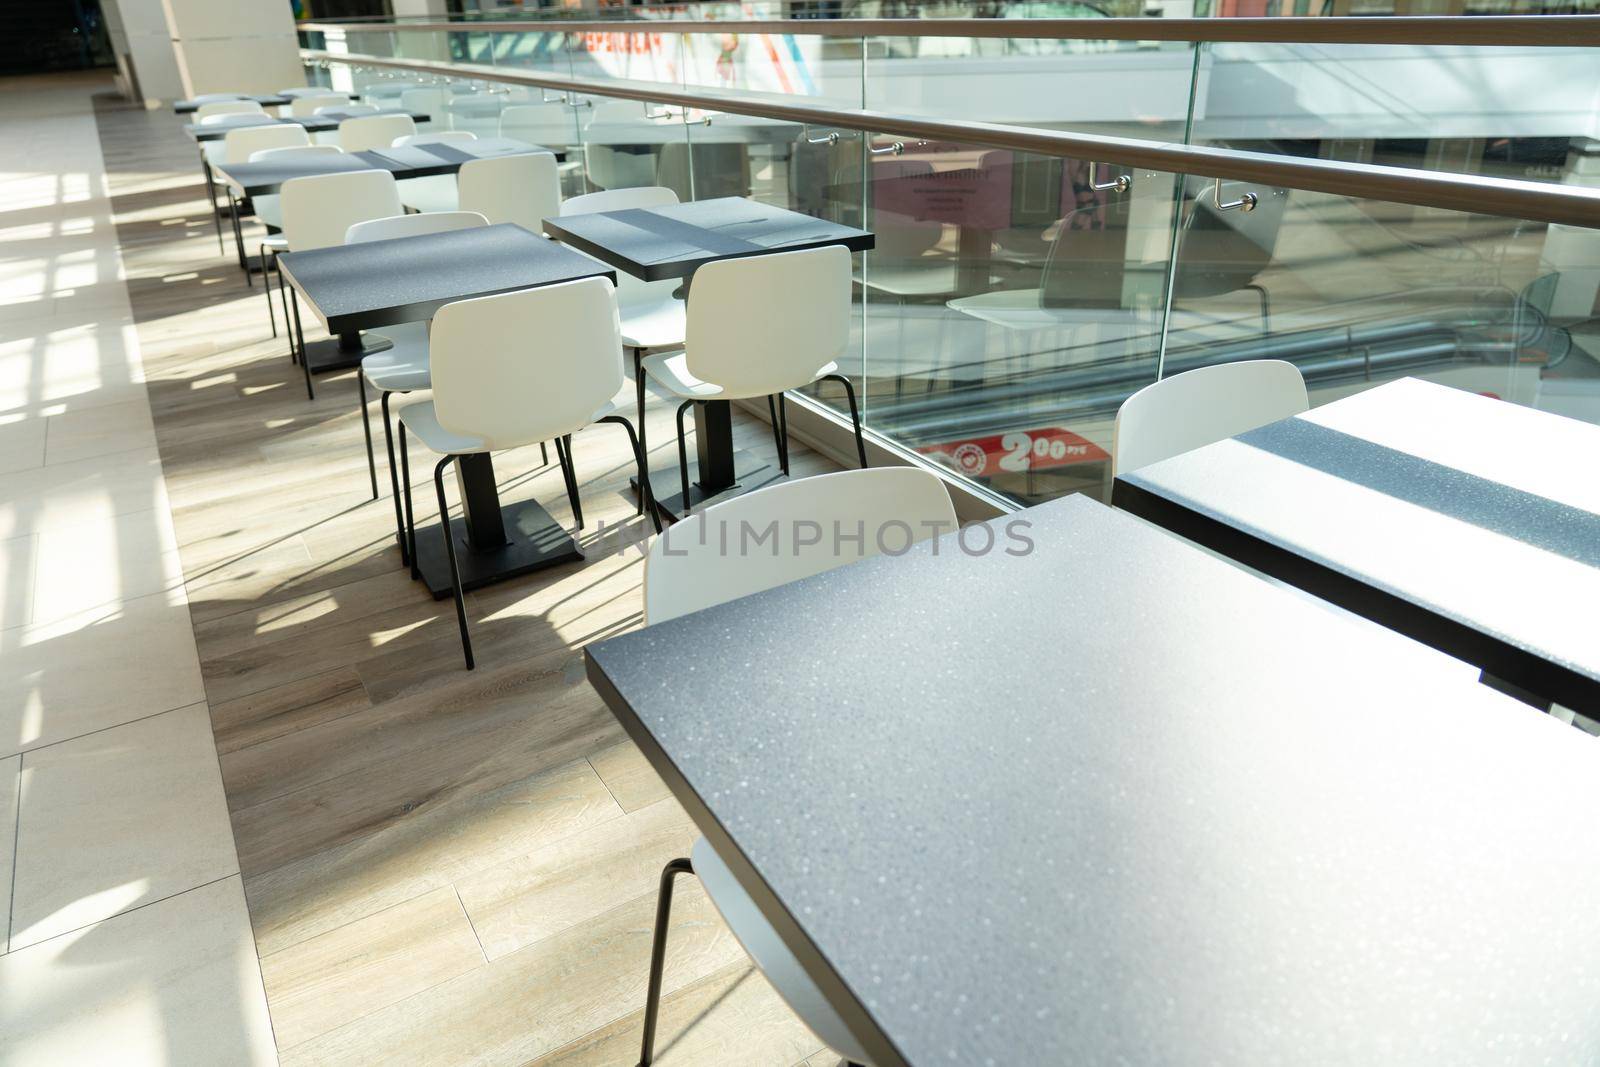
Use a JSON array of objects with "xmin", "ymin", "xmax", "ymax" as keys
[
  {"xmin": 619, "ymin": 297, "xmax": 686, "ymax": 351},
  {"xmin": 856, "ymin": 261, "xmax": 964, "ymax": 299},
  {"xmin": 642, "ymin": 351, "xmax": 837, "ymax": 402},
  {"xmin": 397, "ymin": 175, "xmax": 460, "ymax": 214},
  {"xmin": 255, "ymin": 196, "xmax": 284, "ymax": 230},
  {"xmin": 261, "ymin": 234, "xmax": 288, "ymax": 251},
  {"xmin": 690, "ymin": 837, "xmax": 873, "ymax": 1065},
  {"xmin": 399, "ymin": 392, "xmax": 621, "ymax": 456},
  {"xmin": 202, "ymin": 141, "xmax": 225, "ymax": 165},
  {"xmin": 362, "ymin": 323, "xmax": 431, "ymax": 392}
]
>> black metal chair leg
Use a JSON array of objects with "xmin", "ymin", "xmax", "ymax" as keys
[
  {"xmin": 637, "ymin": 857, "xmax": 694, "ymax": 1067},
  {"xmin": 276, "ymin": 264, "xmax": 296, "ymax": 364},
  {"xmin": 262, "ymin": 245, "xmax": 277, "ymax": 337},
  {"xmin": 776, "ymin": 393, "xmax": 790, "ymax": 474},
  {"xmin": 434, "ymin": 457, "xmax": 474, "ymax": 671},
  {"xmin": 400, "ymin": 423, "xmax": 418, "ymax": 579},
  {"xmin": 226, "ymin": 190, "xmax": 249, "ymax": 279},
  {"xmin": 540, "ymin": 440, "xmax": 549, "ymax": 466},
  {"xmin": 767, "ymin": 394, "xmax": 786, "ymax": 473},
  {"xmin": 824, "ymin": 373, "xmax": 869, "ymax": 468},
  {"xmin": 633, "ymin": 347, "xmax": 648, "ymax": 514},
  {"xmin": 381, "ymin": 391, "xmax": 408, "ymax": 567},
  {"xmin": 556, "ymin": 434, "xmax": 584, "ymax": 529},
  {"xmin": 288, "ymin": 287, "xmax": 315, "ymax": 400},
  {"xmin": 203, "ymin": 158, "xmax": 224, "ymax": 254},
  {"xmin": 675, "ymin": 401, "xmax": 694, "ymax": 514},
  {"xmin": 600, "ymin": 415, "xmax": 661, "ymax": 534},
  {"xmin": 357, "ymin": 372, "xmax": 378, "ymax": 500}
]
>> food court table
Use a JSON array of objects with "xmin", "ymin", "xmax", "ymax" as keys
[
  {"xmin": 180, "ymin": 108, "xmax": 431, "ymax": 142},
  {"xmin": 277, "ymin": 223, "xmax": 615, "ymax": 597},
  {"xmin": 543, "ymin": 196, "xmax": 873, "ymax": 517},
  {"xmin": 586, "ymin": 492, "xmax": 1600, "ymax": 1066},
  {"xmin": 1112, "ymin": 377, "xmax": 1600, "ymax": 712},
  {"xmin": 172, "ymin": 92, "xmax": 289, "ymax": 114}
]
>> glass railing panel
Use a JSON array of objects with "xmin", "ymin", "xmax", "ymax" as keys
[
  {"xmin": 1164, "ymin": 178, "xmax": 1597, "ymax": 423},
  {"xmin": 865, "ymin": 34, "xmax": 1199, "ymax": 140},
  {"xmin": 835, "ymin": 132, "xmax": 1179, "ymax": 506},
  {"xmin": 674, "ymin": 110, "xmax": 868, "ymax": 430},
  {"xmin": 486, "ymin": 29, "xmax": 570, "ymax": 78},
  {"xmin": 669, "ymin": 30, "xmax": 866, "ymax": 112},
  {"xmin": 1192, "ymin": 42, "xmax": 1600, "ymax": 187}
]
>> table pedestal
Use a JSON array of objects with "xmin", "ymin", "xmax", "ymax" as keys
[
  {"xmin": 412, "ymin": 453, "xmax": 582, "ymax": 600},
  {"xmin": 631, "ymin": 400, "xmax": 785, "ymax": 519}
]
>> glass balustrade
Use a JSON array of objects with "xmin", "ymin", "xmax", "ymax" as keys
[{"xmin": 297, "ymin": 20, "xmax": 1600, "ymax": 510}]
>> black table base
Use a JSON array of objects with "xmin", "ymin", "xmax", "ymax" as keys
[
  {"xmin": 413, "ymin": 453, "xmax": 583, "ymax": 599},
  {"xmin": 412, "ymin": 497, "xmax": 583, "ymax": 599},
  {"xmin": 301, "ymin": 332, "xmax": 391, "ymax": 375},
  {"xmin": 632, "ymin": 449, "xmax": 785, "ymax": 520}
]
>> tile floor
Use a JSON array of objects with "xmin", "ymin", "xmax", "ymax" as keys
[{"xmin": 0, "ymin": 71, "xmax": 275, "ymax": 1064}]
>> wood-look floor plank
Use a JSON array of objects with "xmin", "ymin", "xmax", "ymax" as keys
[
  {"xmin": 529, "ymin": 962, "xmax": 826, "ymax": 1067},
  {"xmin": 260, "ymin": 885, "xmax": 486, "ymax": 1050},
  {"xmin": 456, "ymin": 797, "xmax": 698, "ymax": 961},
  {"xmin": 209, "ymin": 665, "xmax": 371, "ymax": 756},
  {"xmin": 278, "ymin": 883, "xmax": 745, "ymax": 1067},
  {"xmin": 589, "ymin": 740, "xmax": 674, "ymax": 814}
]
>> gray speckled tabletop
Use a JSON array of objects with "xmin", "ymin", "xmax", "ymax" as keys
[
  {"xmin": 586, "ymin": 492, "xmax": 1600, "ymax": 1067},
  {"xmin": 1114, "ymin": 377, "xmax": 1600, "ymax": 711},
  {"xmin": 277, "ymin": 223, "xmax": 614, "ymax": 334}
]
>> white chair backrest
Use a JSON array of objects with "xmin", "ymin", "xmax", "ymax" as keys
[
  {"xmin": 400, "ymin": 87, "xmax": 450, "ymax": 121},
  {"xmin": 393, "ymin": 131, "xmax": 476, "ymax": 147},
  {"xmin": 317, "ymin": 102, "xmax": 375, "ymax": 117},
  {"xmin": 222, "ymin": 123, "xmax": 309, "ymax": 165},
  {"xmin": 644, "ymin": 467, "xmax": 957, "ymax": 624},
  {"xmin": 279, "ymin": 170, "xmax": 404, "ymax": 252},
  {"xmin": 685, "ymin": 244, "xmax": 850, "ymax": 399},
  {"xmin": 428, "ymin": 277, "xmax": 624, "ymax": 451},
  {"xmin": 289, "ymin": 93, "xmax": 349, "ymax": 118},
  {"xmin": 457, "ymin": 152, "xmax": 560, "ymax": 231},
  {"xmin": 249, "ymin": 144, "xmax": 342, "ymax": 163},
  {"xmin": 339, "ymin": 113, "xmax": 416, "ymax": 152},
  {"xmin": 192, "ymin": 92, "xmax": 249, "ymax": 104},
  {"xmin": 1112, "ymin": 359, "xmax": 1309, "ymax": 475},
  {"xmin": 196, "ymin": 99, "xmax": 264, "ymax": 121},
  {"xmin": 559, "ymin": 186, "xmax": 680, "ymax": 309},
  {"xmin": 499, "ymin": 103, "xmax": 576, "ymax": 144},
  {"xmin": 345, "ymin": 210, "xmax": 488, "ymax": 245}
]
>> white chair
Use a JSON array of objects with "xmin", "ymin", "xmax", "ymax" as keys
[
  {"xmin": 247, "ymin": 144, "xmax": 344, "ymax": 339},
  {"xmin": 393, "ymin": 130, "xmax": 477, "ymax": 214},
  {"xmin": 338, "ymin": 113, "xmax": 415, "ymax": 152},
  {"xmin": 634, "ymin": 466, "xmax": 957, "ymax": 1067},
  {"xmin": 557, "ymin": 186, "xmax": 687, "ymax": 483},
  {"xmin": 396, "ymin": 278, "xmax": 658, "ymax": 668},
  {"xmin": 642, "ymin": 244, "xmax": 868, "ymax": 509},
  {"xmin": 191, "ymin": 92, "xmax": 250, "ymax": 104},
  {"xmin": 311, "ymin": 102, "xmax": 376, "ymax": 143},
  {"xmin": 457, "ymin": 152, "xmax": 560, "ymax": 232},
  {"xmin": 343, "ymin": 209, "xmax": 492, "ymax": 552},
  {"xmin": 1112, "ymin": 359, "xmax": 1309, "ymax": 475},
  {"xmin": 216, "ymin": 124, "xmax": 312, "ymax": 300},
  {"xmin": 276, "ymin": 170, "xmax": 405, "ymax": 400},
  {"xmin": 195, "ymin": 99, "xmax": 263, "ymax": 121},
  {"xmin": 288, "ymin": 93, "xmax": 349, "ymax": 118},
  {"xmin": 499, "ymin": 102, "xmax": 577, "ymax": 147}
]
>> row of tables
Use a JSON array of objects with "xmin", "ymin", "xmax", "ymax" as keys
[
  {"xmin": 586, "ymin": 378, "xmax": 1600, "ymax": 1064},
  {"xmin": 273, "ymin": 197, "xmax": 872, "ymax": 597}
]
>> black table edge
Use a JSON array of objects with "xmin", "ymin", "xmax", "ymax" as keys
[
  {"xmin": 541, "ymin": 214, "xmax": 875, "ymax": 283},
  {"xmin": 276, "ymin": 229, "xmax": 616, "ymax": 334},
  {"xmin": 583, "ymin": 649, "xmax": 912, "ymax": 1067},
  {"xmin": 1110, "ymin": 474, "xmax": 1598, "ymax": 713}
]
